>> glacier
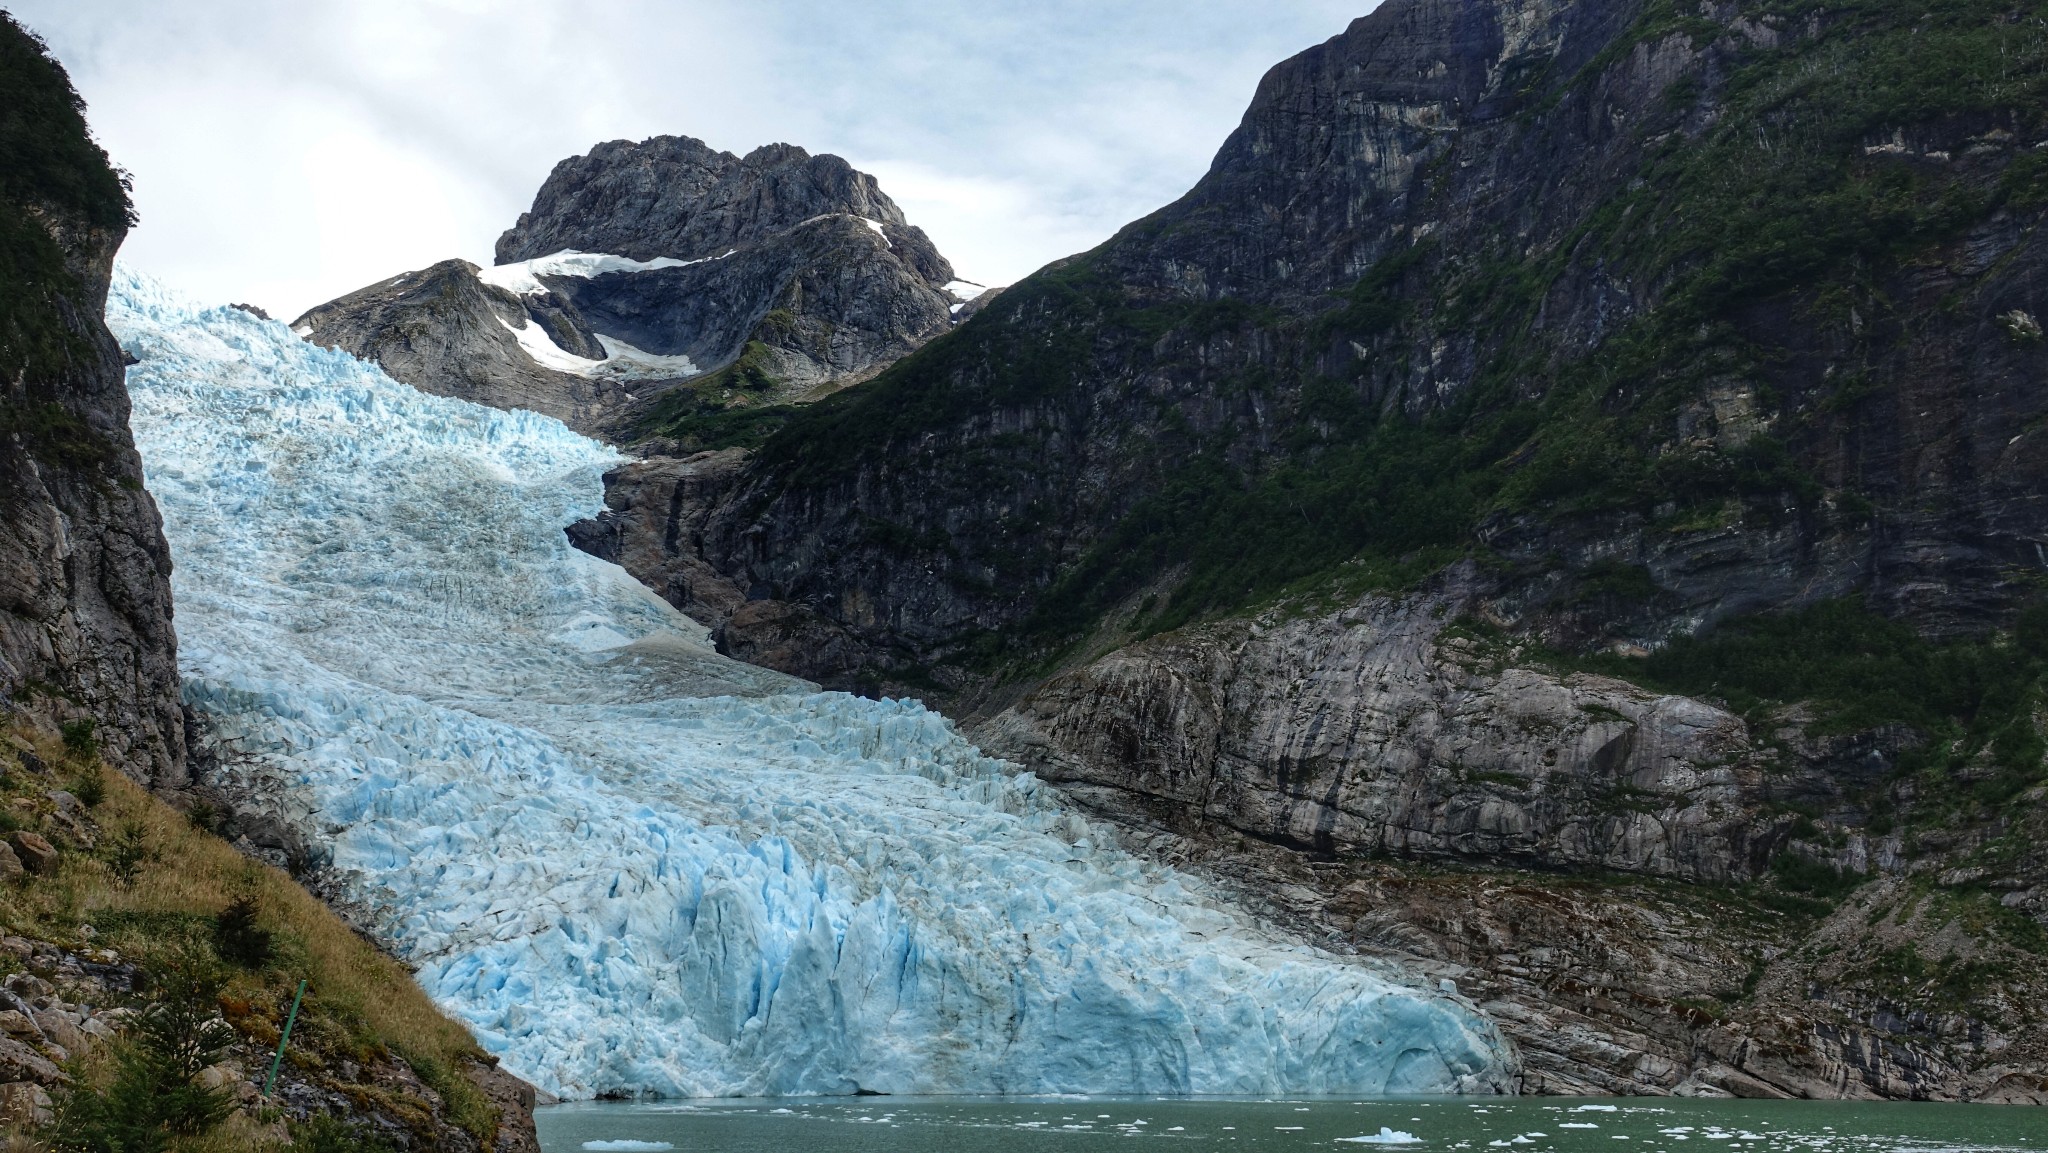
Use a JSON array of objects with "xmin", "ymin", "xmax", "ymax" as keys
[{"xmin": 108, "ymin": 267, "xmax": 1516, "ymax": 1100}]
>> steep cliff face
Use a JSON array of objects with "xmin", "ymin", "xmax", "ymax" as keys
[
  {"xmin": 0, "ymin": 16, "xmax": 183, "ymax": 786},
  {"xmin": 294, "ymin": 138, "xmax": 964, "ymax": 438},
  {"xmin": 564, "ymin": 0, "xmax": 2048, "ymax": 1099},
  {"xmin": 606, "ymin": 0, "xmax": 2047, "ymax": 678}
]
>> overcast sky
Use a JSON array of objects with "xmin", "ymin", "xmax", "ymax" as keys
[{"xmin": 16, "ymin": 1, "xmax": 1374, "ymax": 319}]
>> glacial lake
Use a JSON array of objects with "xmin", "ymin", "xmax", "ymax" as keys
[{"xmin": 536, "ymin": 1097, "xmax": 2044, "ymax": 1153}]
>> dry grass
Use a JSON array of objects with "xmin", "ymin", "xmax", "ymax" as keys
[{"xmin": 0, "ymin": 726, "xmax": 495, "ymax": 1145}]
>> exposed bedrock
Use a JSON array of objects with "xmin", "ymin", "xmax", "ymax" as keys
[
  {"xmin": 0, "ymin": 22, "xmax": 183, "ymax": 786},
  {"xmin": 978, "ymin": 568, "xmax": 1782, "ymax": 881}
]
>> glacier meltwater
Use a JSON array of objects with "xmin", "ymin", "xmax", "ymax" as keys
[{"xmin": 108, "ymin": 269, "xmax": 1515, "ymax": 1099}]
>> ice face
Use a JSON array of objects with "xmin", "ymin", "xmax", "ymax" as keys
[{"xmin": 109, "ymin": 266, "xmax": 1515, "ymax": 1100}]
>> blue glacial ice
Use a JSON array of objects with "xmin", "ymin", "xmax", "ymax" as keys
[{"xmin": 107, "ymin": 267, "xmax": 1516, "ymax": 1100}]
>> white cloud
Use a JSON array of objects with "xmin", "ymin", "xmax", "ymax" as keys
[{"xmin": 18, "ymin": 0, "xmax": 1374, "ymax": 318}]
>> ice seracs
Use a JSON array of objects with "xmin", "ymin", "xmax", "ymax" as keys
[{"xmin": 111, "ymin": 266, "xmax": 1514, "ymax": 1101}]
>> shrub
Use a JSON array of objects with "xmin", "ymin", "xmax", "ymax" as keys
[
  {"xmin": 287, "ymin": 1114, "xmax": 397, "ymax": 1153},
  {"xmin": 49, "ymin": 960, "xmax": 237, "ymax": 1153},
  {"xmin": 212, "ymin": 897, "xmax": 273, "ymax": 970},
  {"xmin": 72, "ymin": 767, "xmax": 106, "ymax": 808},
  {"xmin": 58, "ymin": 720, "xmax": 96, "ymax": 760},
  {"xmin": 101, "ymin": 822, "xmax": 152, "ymax": 887}
]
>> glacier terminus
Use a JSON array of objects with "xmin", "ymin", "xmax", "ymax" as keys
[{"xmin": 108, "ymin": 268, "xmax": 1515, "ymax": 1101}]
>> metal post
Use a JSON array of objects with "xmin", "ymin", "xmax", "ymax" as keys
[{"xmin": 264, "ymin": 980, "xmax": 307, "ymax": 1097}]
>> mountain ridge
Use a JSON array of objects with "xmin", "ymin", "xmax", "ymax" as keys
[{"xmin": 565, "ymin": 0, "xmax": 2048, "ymax": 1102}]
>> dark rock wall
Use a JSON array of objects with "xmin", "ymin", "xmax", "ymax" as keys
[
  {"xmin": 0, "ymin": 16, "xmax": 182, "ymax": 786},
  {"xmin": 611, "ymin": 0, "xmax": 2047, "ymax": 689}
]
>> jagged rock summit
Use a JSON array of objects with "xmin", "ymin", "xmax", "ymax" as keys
[{"xmin": 293, "ymin": 136, "xmax": 972, "ymax": 436}]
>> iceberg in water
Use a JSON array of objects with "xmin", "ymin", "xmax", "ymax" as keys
[
  {"xmin": 109, "ymin": 266, "xmax": 1515, "ymax": 1100},
  {"xmin": 1341, "ymin": 1129, "xmax": 1425, "ymax": 1145}
]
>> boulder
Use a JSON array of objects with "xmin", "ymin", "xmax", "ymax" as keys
[
  {"xmin": 33, "ymin": 1010, "xmax": 87, "ymax": 1056},
  {"xmin": 0, "ymin": 1037, "xmax": 64, "ymax": 1085},
  {"xmin": 0, "ymin": 1081, "xmax": 52, "ymax": 1126},
  {"xmin": 7, "ymin": 832, "xmax": 56, "ymax": 875}
]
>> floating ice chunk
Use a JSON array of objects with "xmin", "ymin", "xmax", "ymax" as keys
[
  {"xmin": 1574, "ymin": 1105, "xmax": 1619, "ymax": 1113},
  {"xmin": 581, "ymin": 1142, "xmax": 673, "ymax": 1151},
  {"xmin": 481, "ymin": 249, "xmax": 697, "ymax": 296},
  {"xmin": 1562, "ymin": 1123, "xmax": 1600, "ymax": 1129},
  {"xmin": 1343, "ymin": 1130, "xmax": 1425, "ymax": 1145}
]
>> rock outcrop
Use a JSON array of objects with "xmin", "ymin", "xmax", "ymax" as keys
[
  {"xmin": 0, "ymin": 15, "xmax": 183, "ymax": 786},
  {"xmin": 294, "ymin": 138, "xmax": 966, "ymax": 438},
  {"xmin": 980, "ymin": 566, "xmax": 1782, "ymax": 880},
  {"xmin": 286, "ymin": 258, "xmax": 638, "ymax": 431}
]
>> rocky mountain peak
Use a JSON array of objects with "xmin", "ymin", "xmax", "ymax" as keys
[
  {"xmin": 493, "ymin": 134, "xmax": 950, "ymax": 286},
  {"xmin": 297, "ymin": 133, "xmax": 971, "ymax": 437}
]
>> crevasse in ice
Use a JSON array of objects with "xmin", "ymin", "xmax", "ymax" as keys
[{"xmin": 108, "ymin": 267, "xmax": 1515, "ymax": 1100}]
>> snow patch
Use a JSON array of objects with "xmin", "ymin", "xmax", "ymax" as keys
[
  {"xmin": 480, "ymin": 249, "xmax": 697, "ymax": 296},
  {"xmin": 495, "ymin": 315, "xmax": 699, "ymax": 381},
  {"xmin": 108, "ymin": 264, "xmax": 1512, "ymax": 1102},
  {"xmin": 944, "ymin": 279, "xmax": 988, "ymax": 301},
  {"xmin": 862, "ymin": 218, "xmax": 891, "ymax": 246}
]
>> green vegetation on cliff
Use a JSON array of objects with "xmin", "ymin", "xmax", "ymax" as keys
[
  {"xmin": 0, "ymin": 13, "xmax": 134, "ymax": 482},
  {"xmin": 1585, "ymin": 598, "xmax": 2048, "ymax": 829},
  {"xmin": 748, "ymin": 0, "xmax": 2048, "ymax": 657},
  {"xmin": 0, "ymin": 12, "xmax": 131, "ymax": 381}
]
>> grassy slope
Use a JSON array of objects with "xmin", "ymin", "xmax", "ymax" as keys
[{"xmin": 1, "ymin": 725, "xmax": 499, "ymax": 1150}]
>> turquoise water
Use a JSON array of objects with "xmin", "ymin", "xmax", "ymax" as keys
[{"xmin": 537, "ymin": 1097, "xmax": 2043, "ymax": 1153}]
